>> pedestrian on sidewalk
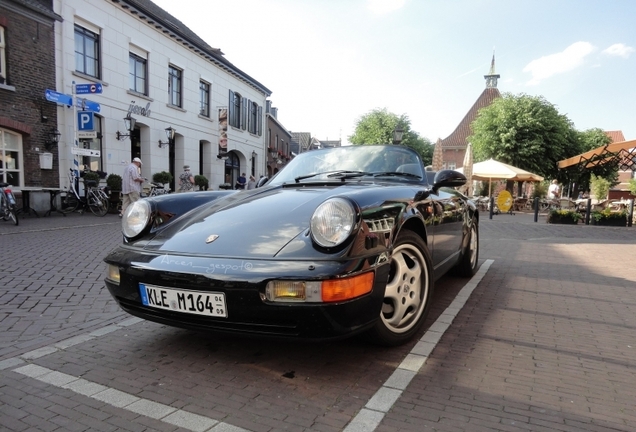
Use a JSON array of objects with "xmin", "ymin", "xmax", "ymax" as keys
[
  {"xmin": 178, "ymin": 165, "xmax": 195, "ymax": 193},
  {"xmin": 121, "ymin": 157, "xmax": 145, "ymax": 217}
]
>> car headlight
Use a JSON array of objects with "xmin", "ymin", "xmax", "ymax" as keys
[
  {"xmin": 310, "ymin": 198, "xmax": 355, "ymax": 247},
  {"xmin": 122, "ymin": 199, "xmax": 151, "ymax": 238}
]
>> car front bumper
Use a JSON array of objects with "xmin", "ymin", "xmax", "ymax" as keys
[{"xmin": 104, "ymin": 248, "xmax": 390, "ymax": 341}]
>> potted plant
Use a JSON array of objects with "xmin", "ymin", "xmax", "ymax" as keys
[
  {"xmin": 590, "ymin": 208, "xmax": 627, "ymax": 226},
  {"xmin": 628, "ymin": 178, "xmax": 636, "ymax": 197},
  {"xmin": 106, "ymin": 173, "xmax": 122, "ymax": 192},
  {"xmin": 194, "ymin": 175, "xmax": 209, "ymax": 190},
  {"xmin": 589, "ymin": 174, "xmax": 611, "ymax": 202},
  {"xmin": 152, "ymin": 171, "xmax": 173, "ymax": 189},
  {"xmin": 105, "ymin": 173, "xmax": 122, "ymax": 213},
  {"xmin": 529, "ymin": 182, "xmax": 546, "ymax": 210},
  {"xmin": 82, "ymin": 170, "xmax": 100, "ymax": 184},
  {"xmin": 546, "ymin": 209, "xmax": 582, "ymax": 224}
]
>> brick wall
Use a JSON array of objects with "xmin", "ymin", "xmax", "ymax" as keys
[{"xmin": 0, "ymin": 2, "xmax": 58, "ymax": 187}]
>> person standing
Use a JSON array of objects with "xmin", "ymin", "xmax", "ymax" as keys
[
  {"xmin": 121, "ymin": 157, "xmax": 145, "ymax": 217},
  {"xmin": 548, "ymin": 179, "xmax": 560, "ymax": 199},
  {"xmin": 236, "ymin": 172, "xmax": 246, "ymax": 190},
  {"xmin": 247, "ymin": 175, "xmax": 256, "ymax": 190},
  {"xmin": 178, "ymin": 165, "xmax": 195, "ymax": 192}
]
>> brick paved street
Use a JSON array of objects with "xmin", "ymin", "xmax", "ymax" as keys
[{"xmin": 1, "ymin": 211, "xmax": 635, "ymax": 431}]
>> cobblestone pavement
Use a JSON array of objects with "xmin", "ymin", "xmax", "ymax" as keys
[{"xmin": 0, "ymin": 211, "xmax": 635, "ymax": 431}]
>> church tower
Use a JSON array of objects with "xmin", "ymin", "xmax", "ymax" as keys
[
  {"xmin": 484, "ymin": 53, "xmax": 500, "ymax": 88},
  {"xmin": 438, "ymin": 54, "xmax": 502, "ymax": 170}
]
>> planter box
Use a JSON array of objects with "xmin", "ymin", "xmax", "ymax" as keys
[
  {"xmin": 547, "ymin": 216, "xmax": 578, "ymax": 224},
  {"xmin": 591, "ymin": 217, "xmax": 626, "ymax": 226}
]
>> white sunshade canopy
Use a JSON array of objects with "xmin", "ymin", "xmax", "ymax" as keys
[{"xmin": 456, "ymin": 158, "xmax": 544, "ymax": 182}]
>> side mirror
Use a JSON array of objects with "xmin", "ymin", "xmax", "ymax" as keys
[
  {"xmin": 256, "ymin": 176, "xmax": 269, "ymax": 188},
  {"xmin": 432, "ymin": 169, "xmax": 466, "ymax": 192}
]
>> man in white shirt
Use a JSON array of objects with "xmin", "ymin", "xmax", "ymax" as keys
[
  {"xmin": 121, "ymin": 157, "xmax": 145, "ymax": 216},
  {"xmin": 548, "ymin": 179, "xmax": 560, "ymax": 199}
]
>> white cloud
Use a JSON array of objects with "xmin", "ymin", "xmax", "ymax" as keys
[
  {"xmin": 602, "ymin": 43, "xmax": 635, "ymax": 58},
  {"xmin": 523, "ymin": 41, "xmax": 595, "ymax": 85},
  {"xmin": 368, "ymin": 0, "xmax": 406, "ymax": 14}
]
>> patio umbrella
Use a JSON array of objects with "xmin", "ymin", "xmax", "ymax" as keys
[
  {"xmin": 462, "ymin": 143, "xmax": 473, "ymax": 196},
  {"xmin": 470, "ymin": 158, "xmax": 544, "ymax": 197},
  {"xmin": 431, "ymin": 139, "xmax": 443, "ymax": 171}
]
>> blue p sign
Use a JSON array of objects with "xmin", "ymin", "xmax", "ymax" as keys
[{"xmin": 78, "ymin": 111, "xmax": 94, "ymax": 131}]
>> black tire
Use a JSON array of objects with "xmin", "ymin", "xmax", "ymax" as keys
[
  {"xmin": 455, "ymin": 217, "xmax": 479, "ymax": 277},
  {"xmin": 365, "ymin": 229, "xmax": 433, "ymax": 346},
  {"xmin": 8, "ymin": 204, "xmax": 18, "ymax": 225},
  {"xmin": 89, "ymin": 194, "xmax": 108, "ymax": 216},
  {"xmin": 59, "ymin": 192, "xmax": 79, "ymax": 214}
]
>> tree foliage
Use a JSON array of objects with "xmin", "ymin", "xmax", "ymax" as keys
[
  {"xmin": 468, "ymin": 93, "xmax": 580, "ymax": 181},
  {"xmin": 348, "ymin": 108, "xmax": 434, "ymax": 165},
  {"xmin": 567, "ymin": 128, "xmax": 616, "ymax": 194}
]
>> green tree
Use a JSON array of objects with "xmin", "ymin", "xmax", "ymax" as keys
[
  {"xmin": 348, "ymin": 108, "xmax": 434, "ymax": 164},
  {"xmin": 568, "ymin": 128, "xmax": 615, "ymax": 194},
  {"xmin": 468, "ymin": 93, "xmax": 579, "ymax": 181}
]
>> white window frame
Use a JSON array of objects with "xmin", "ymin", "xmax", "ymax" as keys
[
  {"xmin": 0, "ymin": 26, "xmax": 6, "ymax": 83},
  {"xmin": 129, "ymin": 49, "xmax": 147, "ymax": 95},
  {"xmin": 74, "ymin": 24, "xmax": 100, "ymax": 79},
  {"xmin": 199, "ymin": 80, "xmax": 210, "ymax": 117},
  {"xmin": 0, "ymin": 128, "xmax": 24, "ymax": 187},
  {"xmin": 168, "ymin": 65, "xmax": 182, "ymax": 107}
]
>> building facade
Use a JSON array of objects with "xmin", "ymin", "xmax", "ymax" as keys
[
  {"xmin": 52, "ymin": 0, "xmax": 271, "ymax": 191},
  {"xmin": 265, "ymin": 102, "xmax": 292, "ymax": 178},
  {"xmin": 0, "ymin": 0, "xmax": 61, "ymax": 189}
]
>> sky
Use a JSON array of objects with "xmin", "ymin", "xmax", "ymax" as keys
[{"xmin": 151, "ymin": 0, "xmax": 636, "ymax": 146}]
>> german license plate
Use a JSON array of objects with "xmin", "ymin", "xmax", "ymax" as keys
[{"xmin": 139, "ymin": 283, "xmax": 227, "ymax": 317}]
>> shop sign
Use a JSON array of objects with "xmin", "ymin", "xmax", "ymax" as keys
[{"xmin": 128, "ymin": 102, "xmax": 152, "ymax": 117}]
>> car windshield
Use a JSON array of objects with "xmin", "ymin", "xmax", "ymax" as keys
[{"xmin": 268, "ymin": 145, "xmax": 424, "ymax": 186}]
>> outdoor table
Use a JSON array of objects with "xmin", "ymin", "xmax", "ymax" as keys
[
  {"xmin": 16, "ymin": 187, "xmax": 43, "ymax": 217},
  {"xmin": 42, "ymin": 188, "xmax": 63, "ymax": 216}
]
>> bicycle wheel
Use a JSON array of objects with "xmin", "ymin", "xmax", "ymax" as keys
[
  {"xmin": 7, "ymin": 204, "xmax": 18, "ymax": 225},
  {"xmin": 88, "ymin": 192, "xmax": 108, "ymax": 216},
  {"xmin": 59, "ymin": 191, "xmax": 80, "ymax": 214}
]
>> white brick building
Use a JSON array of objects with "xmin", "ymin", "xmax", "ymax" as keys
[{"xmin": 53, "ymin": 0, "xmax": 270, "ymax": 190}]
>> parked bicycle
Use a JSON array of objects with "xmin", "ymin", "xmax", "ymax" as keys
[
  {"xmin": 59, "ymin": 169, "xmax": 110, "ymax": 216},
  {"xmin": 0, "ymin": 182, "xmax": 19, "ymax": 225},
  {"xmin": 143, "ymin": 181, "xmax": 169, "ymax": 197}
]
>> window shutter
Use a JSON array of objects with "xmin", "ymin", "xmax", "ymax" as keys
[
  {"xmin": 257, "ymin": 105, "xmax": 263, "ymax": 136},
  {"xmin": 241, "ymin": 97, "xmax": 247, "ymax": 130},
  {"xmin": 247, "ymin": 99, "xmax": 252, "ymax": 133},
  {"xmin": 228, "ymin": 90, "xmax": 235, "ymax": 127}
]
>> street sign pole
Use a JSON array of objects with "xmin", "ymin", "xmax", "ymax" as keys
[{"xmin": 72, "ymin": 81, "xmax": 80, "ymax": 189}]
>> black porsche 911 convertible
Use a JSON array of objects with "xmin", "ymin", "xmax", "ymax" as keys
[{"xmin": 104, "ymin": 144, "xmax": 479, "ymax": 346}]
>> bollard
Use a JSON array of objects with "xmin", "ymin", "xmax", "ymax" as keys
[
  {"xmin": 585, "ymin": 198, "xmax": 591, "ymax": 225},
  {"xmin": 533, "ymin": 197, "xmax": 539, "ymax": 222},
  {"xmin": 489, "ymin": 196, "xmax": 494, "ymax": 219},
  {"xmin": 628, "ymin": 199, "xmax": 634, "ymax": 228}
]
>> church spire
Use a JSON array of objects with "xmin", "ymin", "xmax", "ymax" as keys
[{"xmin": 484, "ymin": 51, "xmax": 500, "ymax": 88}]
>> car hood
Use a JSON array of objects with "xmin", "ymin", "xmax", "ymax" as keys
[{"xmin": 137, "ymin": 184, "xmax": 399, "ymax": 258}]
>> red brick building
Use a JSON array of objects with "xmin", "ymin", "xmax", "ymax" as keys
[
  {"xmin": 438, "ymin": 55, "xmax": 501, "ymax": 171},
  {"xmin": 0, "ymin": 0, "xmax": 61, "ymax": 188}
]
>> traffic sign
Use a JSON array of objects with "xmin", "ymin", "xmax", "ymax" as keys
[
  {"xmin": 76, "ymin": 98, "xmax": 101, "ymax": 113},
  {"xmin": 75, "ymin": 83, "xmax": 103, "ymax": 94},
  {"xmin": 71, "ymin": 147, "xmax": 101, "ymax": 157},
  {"xmin": 45, "ymin": 89, "xmax": 73, "ymax": 106},
  {"xmin": 77, "ymin": 111, "xmax": 94, "ymax": 131},
  {"xmin": 78, "ymin": 131, "xmax": 98, "ymax": 139}
]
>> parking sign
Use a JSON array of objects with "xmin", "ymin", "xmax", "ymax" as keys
[{"xmin": 77, "ymin": 111, "xmax": 94, "ymax": 131}]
